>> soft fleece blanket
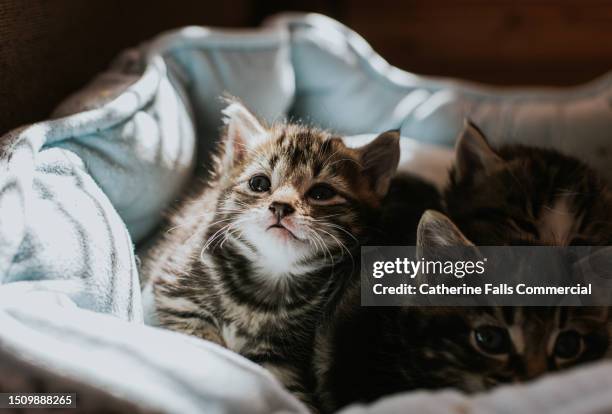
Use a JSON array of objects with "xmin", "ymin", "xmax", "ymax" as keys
[{"xmin": 1, "ymin": 12, "xmax": 612, "ymax": 414}]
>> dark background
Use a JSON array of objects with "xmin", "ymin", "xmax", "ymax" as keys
[{"xmin": 2, "ymin": 0, "xmax": 612, "ymax": 136}]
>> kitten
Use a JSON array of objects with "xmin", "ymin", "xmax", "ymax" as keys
[
  {"xmin": 444, "ymin": 121, "xmax": 612, "ymax": 246},
  {"xmin": 416, "ymin": 211, "xmax": 611, "ymax": 387},
  {"xmin": 314, "ymin": 121, "xmax": 612, "ymax": 412},
  {"xmin": 314, "ymin": 210, "xmax": 611, "ymax": 412},
  {"xmin": 145, "ymin": 99, "xmax": 400, "ymax": 408}
]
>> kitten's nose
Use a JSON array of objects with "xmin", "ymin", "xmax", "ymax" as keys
[{"xmin": 269, "ymin": 202, "xmax": 295, "ymax": 220}]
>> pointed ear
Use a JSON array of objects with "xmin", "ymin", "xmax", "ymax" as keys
[
  {"xmin": 221, "ymin": 99, "xmax": 267, "ymax": 168},
  {"xmin": 417, "ymin": 210, "xmax": 474, "ymax": 248},
  {"xmin": 455, "ymin": 119, "xmax": 503, "ymax": 180},
  {"xmin": 358, "ymin": 130, "xmax": 401, "ymax": 198}
]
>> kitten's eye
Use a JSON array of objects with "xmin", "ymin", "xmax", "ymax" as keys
[
  {"xmin": 473, "ymin": 326, "xmax": 511, "ymax": 355},
  {"xmin": 307, "ymin": 184, "xmax": 337, "ymax": 201},
  {"xmin": 554, "ymin": 330, "xmax": 583, "ymax": 359},
  {"xmin": 249, "ymin": 175, "xmax": 271, "ymax": 193}
]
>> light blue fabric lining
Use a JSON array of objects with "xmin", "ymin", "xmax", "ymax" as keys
[{"xmin": 272, "ymin": 13, "xmax": 612, "ymax": 170}]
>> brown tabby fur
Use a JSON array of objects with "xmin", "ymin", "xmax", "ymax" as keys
[
  {"xmin": 143, "ymin": 99, "xmax": 401, "ymax": 410},
  {"xmin": 314, "ymin": 121, "xmax": 612, "ymax": 412}
]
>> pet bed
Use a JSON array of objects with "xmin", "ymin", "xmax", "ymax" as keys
[{"xmin": 1, "ymin": 12, "xmax": 612, "ymax": 413}]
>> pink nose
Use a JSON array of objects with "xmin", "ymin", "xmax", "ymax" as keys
[{"xmin": 269, "ymin": 202, "xmax": 295, "ymax": 220}]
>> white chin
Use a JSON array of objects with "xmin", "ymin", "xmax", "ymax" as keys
[
  {"xmin": 247, "ymin": 225, "xmax": 304, "ymax": 254},
  {"xmin": 239, "ymin": 223, "xmax": 313, "ymax": 275},
  {"xmin": 266, "ymin": 226, "xmax": 300, "ymax": 243}
]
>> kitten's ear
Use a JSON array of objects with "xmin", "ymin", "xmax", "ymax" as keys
[
  {"xmin": 221, "ymin": 99, "xmax": 267, "ymax": 167},
  {"xmin": 358, "ymin": 130, "xmax": 401, "ymax": 198},
  {"xmin": 416, "ymin": 211, "xmax": 480, "ymax": 279},
  {"xmin": 455, "ymin": 119, "xmax": 503, "ymax": 180},
  {"xmin": 417, "ymin": 210, "xmax": 474, "ymax": 248}
]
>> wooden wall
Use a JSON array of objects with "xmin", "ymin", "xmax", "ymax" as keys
[
  {"xmin": 0, "ymin": 0, "xmax": 253, "ymax": 136},
  {"xmin": 329, "ymin": 1, "xmax": 612, "ymax": 86},
  {"xmin": 2, "ymin": 0, "xmax": 612, "ymax": 135}
]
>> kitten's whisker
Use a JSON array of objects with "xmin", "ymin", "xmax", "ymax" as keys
[
  {"xmin": 222, "ymin": 217, "xmax": 250, "ymax": 243},
  {"xmin": 201, "ymin": 222, "xmax": 236, "ymax": 253},
  {"xmin": 215, "ymin": 223, "xmax": 233, "ymax": 250},
  {"xmin": 305, "ymin": 228, "xmax": 322, "ymax": 253},
  {"xmin": 319, "ymin": 222, "xmax": 358, "ymax": 243},
  {"xmin": 216, "ymin": 217, "xmax": 252, "ymax": 250},
  {"xmin": 319, "ymin": 234, "xmax": 335, "ymax": 267},
  {"xmin": 217, "ymin": 205, "xmax": 246, "ymax": 210},
  {"xmin": 166, "ymin": 214, "xmax": 216, "ymax": 233},
  {"xmin": 177, "ymin": 217, "xmax": 236, "ymax": 247},
  {"xmin": 306, "ymin": 214, "xmax": 343, "ymax": 221},
  {"xmin": 556, "ymin": 188, "xmax": 593, "ymax": 196},
  {"xmin": 317, "ymin": 232, "xmax": 334, "ymax": 267},
  {"xmin": 215, "ymin": 210, "xmax": 244, "ymax": 217},
  {"xmin": 319, "ymin": 227, "xmax": 356, "ymax": 275},
  {"xmin": 230, "ymin": 199, "xmax": 252, "ymax": 207},
  {"xmin": 307, "ymin": 228, "xmax": 334, "ymax": 267},
  {"xmin": 166, "ymin": 223, "xmax": 193, "ymax": 234},
  {"xmin": 202, "ymin": 232, "xmax": 227, "ymax": 254},
  {"xmin": 219, "ymin": 228, "xmax": 235, "ymax": 249},
  {"xmin": 204, "ymin": 217, "xmax": 237, "ymax": 228},
  {"xmin": 318, "ymin": 228, "xmax": 353, "ymax": 264},
  {"xmin": 321, "ymin": 147, "xmax": 344, "ymax": 167},
  {"xmin": 200, "ymin": 234, "xmax": 224, "ymax": 259},
  {"xmin": 217, "ymin": 205, "xmax": 248, "ymax": 212}
]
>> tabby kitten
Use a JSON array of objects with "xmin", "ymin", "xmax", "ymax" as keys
[
  {"xmin": 418, "ymin": 212, "xmax": 610, "ymax": 385},
  {"xmin": 315, "ymin": 210, "xmax": 611, "ymax": 412},
  {"xmin": 145, "ymin": 100, "xmax": 400, "ymax": 407},
  {"xmin": 314, "ymin": 121, "xmax": 612, "ymax": 412},
  {"xmin": 444, "ymin": 120, "xmax": 612, "ymax": 246}
]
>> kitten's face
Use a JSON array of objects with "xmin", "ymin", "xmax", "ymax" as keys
[
  {"xmin": 411, "ymin": 211, "xmax": 611, "ymax": 391},
  {"xmin": 210, "ymin": 101, "xmax": 399, "ymax": 274},
  {"xmin": 444, "ymin": 122, "xmax": 612, "ymax": 246},
  {"xmin": 399, "ymin": 306, "xmax": 609, "ymax": 391}
]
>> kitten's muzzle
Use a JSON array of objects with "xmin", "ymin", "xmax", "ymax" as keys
[
  {"xmin": 267, "ymin": 223, "xmax": 300, "ymax": 241},
  {"xmin": 269, "ymin": 202, "xmax": 295, "ymax": 220}
]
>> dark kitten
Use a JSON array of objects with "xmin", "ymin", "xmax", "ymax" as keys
[
  {"xmin": 445, "ymin": 121, "xmax": 612, "ymax": 245},
  {"xmin": 315, "ymin": 122, "xmax": 612, "ymax": 412},
  {"xmin": 144, "ymin": 99, "xmax": 400, "ymax": 408},
  {"xmin": 315, "ymin": 211, "xmax": 611, "ymax": 412}
]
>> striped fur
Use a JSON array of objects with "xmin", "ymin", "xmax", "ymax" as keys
[
  {"xmin": 314, "ymin": 121, "xmax": 612, "ymax": 412},
  {"xmin": 445, "ymin": 121, "xmax": 612, "ymax": 246},
  {"xmin": 316, "ymin": 291, "xmax": 610, "ymax": 411},
  {"xmin": 143, "ymin": 100, "xmax": 400, "ymax": 409}
]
